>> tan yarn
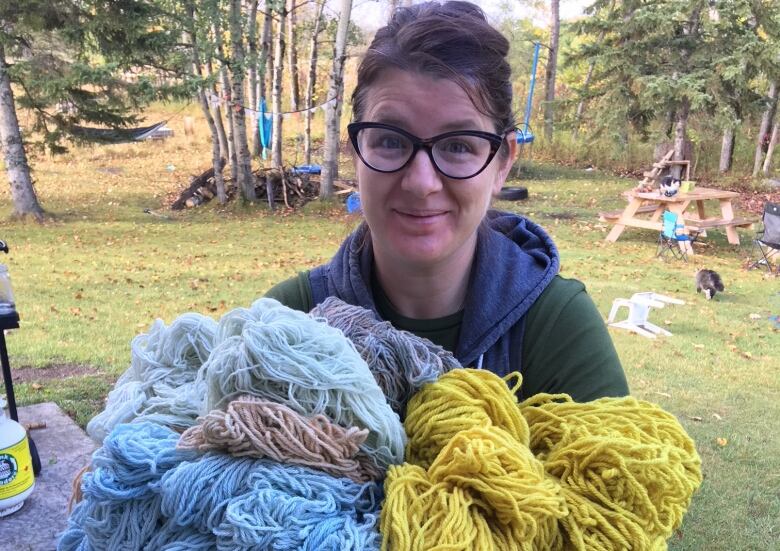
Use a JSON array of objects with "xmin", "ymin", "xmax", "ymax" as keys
[{"xmin": 177, "ymin": 395, "xmax": 380, "ymax": 482}]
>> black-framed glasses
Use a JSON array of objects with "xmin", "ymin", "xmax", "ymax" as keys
[{"xmin": 347, "ymin": 122, "xmax": 506, "ymax": 180}]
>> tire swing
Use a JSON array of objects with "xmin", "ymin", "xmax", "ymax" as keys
[{"xmin": 500, "ymin": 42, "xmax": 543, "ymax": 201}]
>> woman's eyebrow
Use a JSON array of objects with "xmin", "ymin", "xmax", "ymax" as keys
[{"xmin": 369, "ymin": 115, "xmax": 487, "ymax": 134}]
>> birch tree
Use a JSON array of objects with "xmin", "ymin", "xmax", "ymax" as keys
[
  {"xmin": 287, "ymin": 0, "xmax": 301, "ymax": 111},
  {"xmin": 271, "ymin": 0, "xmax": 287, "ymax": 173},
  {"xmin": 543, "ymin": 0, "xmax": 559, "ymax": 142},
  {"xmin": 753, "ymin": 81, "xmax": 778, "ymax": 176},
  {"xmin": 304, "ymin": 0, "xmax": 326, "ymax": 166},
  {"xmin": 320, "ymin": 0, "xmax": 353, "ymax": 199},
  {"xmin": 228, "ymin": 0, "xmax": 256, "ymax": 201},
  {"xmin": 185, "ymin": 1, "xmax": 227, "ymax": 203}
]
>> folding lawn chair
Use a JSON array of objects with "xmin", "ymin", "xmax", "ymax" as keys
[
  {"xmin": 656, "ymin": 210, "xmax": 697, "ymax": 262},
  {"xmin": 746, "ymin": 201, "xmax": 780, "ymax": 274}
]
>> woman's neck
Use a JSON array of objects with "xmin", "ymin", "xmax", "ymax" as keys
[{"xmin": 373, "ymin": 237, "xmax": 477, "ymax": 320}]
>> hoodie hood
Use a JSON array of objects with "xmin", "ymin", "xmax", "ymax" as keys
[{"xmin": 309, "ymin": 209, "xmax": 559, "ymax": 370}]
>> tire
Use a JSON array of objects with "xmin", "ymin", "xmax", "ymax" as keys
[{"xmin": 497, "ymin": 187, "xmax": 528, "ymax": 201}]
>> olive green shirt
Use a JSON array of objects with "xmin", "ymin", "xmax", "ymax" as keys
[{"xmin": 265, "ymin": 273, "xmax": 628, "ymax": 402}]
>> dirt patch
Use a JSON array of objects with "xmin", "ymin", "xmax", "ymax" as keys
[
  {"xmin": 541, "ymin": 211, "xmax": 578, "ymax": 220},
  {"xmin": 10, "ymin": 363, "xmax": 105, "ymax": 384}
]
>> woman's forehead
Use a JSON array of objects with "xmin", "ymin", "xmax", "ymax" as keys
[{"xmin": 360, "ymin": 69, "xmax": 493, "ymax": 133}]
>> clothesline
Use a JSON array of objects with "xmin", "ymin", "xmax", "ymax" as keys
[{"xmin": 206, "ymin": 93, "xmax": 337, "ymax": 118}]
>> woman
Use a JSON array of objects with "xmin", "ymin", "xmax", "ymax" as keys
[{"xmin": 267, "ymin": 1, "xmax": 628, "ymax": 402}]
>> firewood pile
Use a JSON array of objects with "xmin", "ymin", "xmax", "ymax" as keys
[{"xmin": 171, "ymin": 165, "xmax": 320, "ymax": 210}]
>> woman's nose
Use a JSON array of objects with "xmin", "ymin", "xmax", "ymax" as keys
[{"xmin": 400, "ymin": 149, "xmax": 443, "ymax": 196}]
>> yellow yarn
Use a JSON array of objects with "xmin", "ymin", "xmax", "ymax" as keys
[{"xmin": 382, "ymin": 369, "xmax": 702, "ymax": 551}]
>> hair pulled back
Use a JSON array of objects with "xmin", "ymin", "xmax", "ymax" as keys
[{"xmin": 351, "ymin": 1, "xmax": 515, "ymax": 134}]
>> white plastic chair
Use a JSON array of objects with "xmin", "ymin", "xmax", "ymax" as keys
[{"xmin": 607, "ymin": 292, "xmax": 685, "ymax": 338}]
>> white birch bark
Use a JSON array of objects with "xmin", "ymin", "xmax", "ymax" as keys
[
  {"xmin": 229, "ymin": 0, "xmax": 256, "ymax": 202},
  {"xmin": 320, "ymin": 0, "xmax": 352, "ymax": 198}
]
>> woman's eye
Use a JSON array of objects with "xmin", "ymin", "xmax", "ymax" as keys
[
  {"xmin": 441, "ymin": 140, "xmax": 472, "ymax": 154},
  {"xmin": 378, "ymin": 135, "xmax": 405, "ymax": 149}
]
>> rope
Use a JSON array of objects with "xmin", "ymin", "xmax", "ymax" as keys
[
  {"xmin": 381, "ymin": 369, "xmax": 702, "ymax": 551},
  {"xmin": 177, "ymin": 395, "xmax": 381, "ymax": 483},
  {"xmin": 310, "ymin": 296, "xmax": 461, "ymax": 415}
]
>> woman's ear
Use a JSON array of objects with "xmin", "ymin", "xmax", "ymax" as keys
[{"xmin": 493, "ymin": 132, "xmax": 517, "ymax": 194}]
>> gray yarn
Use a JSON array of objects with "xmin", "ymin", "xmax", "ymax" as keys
[{"xmin": 309, "ymin": 297, "xmax": 461, "ymax": 415}]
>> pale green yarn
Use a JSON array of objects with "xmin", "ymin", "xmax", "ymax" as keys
[
  {"xmin": 86, "ymin": 313, "xmax": 218, "ymax": 442},
  {"xmin": 198, "ymin": 298, "xmax": 406, "ymax": 469}
]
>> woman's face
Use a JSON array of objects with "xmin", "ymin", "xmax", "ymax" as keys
[{"xmin": 356, "ymin": 69, "xmax": 515, "ymax": 270}]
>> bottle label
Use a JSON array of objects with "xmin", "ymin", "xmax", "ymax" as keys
[{"xmin": 0, "ymin": 436, "xmax": 34, "ymax": 500}]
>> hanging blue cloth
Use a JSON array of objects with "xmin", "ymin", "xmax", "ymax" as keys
[{"xmin": 258, "ymin": 99, "xmax": 273, "ymax": 160}]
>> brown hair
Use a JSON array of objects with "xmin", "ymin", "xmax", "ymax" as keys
[{"xmin": 351, "ymin": 1, "xmax": 515, "ymax": 135}]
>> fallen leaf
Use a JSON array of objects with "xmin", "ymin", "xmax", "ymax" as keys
[
  {"xmin": 31, "ymin": 383, "xmax": 43, "ymax": 391},
  {"xmin": 688, "ymin": 416, "xmax": 702, "ymax": 422},
  {"xmin": 716, "ymin": 437, "xmax": 728, "ymax": 447},
  {"xmin": 74, "ymin": 292, "xmax": 83, "ymax": 299}
]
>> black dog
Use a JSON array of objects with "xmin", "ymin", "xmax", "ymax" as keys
[{"xmin": 695, "ymin": 269, "xmax": 724, "ymax": 300}]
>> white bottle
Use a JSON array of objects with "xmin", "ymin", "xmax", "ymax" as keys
[{"xmin": 0, "ymin": 396, "xmax": 35, "ymax": 517}]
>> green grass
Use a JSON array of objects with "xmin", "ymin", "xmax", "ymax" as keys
[{"xmin": 1, "ymin": 121, "xmax": 778, "ymax": 549}]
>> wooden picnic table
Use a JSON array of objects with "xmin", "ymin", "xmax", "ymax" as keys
[{"xmin": 600, "ymin": 186, "xmax": 755, "ymax": 253}]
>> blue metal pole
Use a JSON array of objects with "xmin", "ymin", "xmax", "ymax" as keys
[{"xmin": 523, "ymin": 42, "xmax": 541, "ymax": 132}]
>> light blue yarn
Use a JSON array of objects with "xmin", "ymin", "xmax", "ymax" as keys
[
  {"xmin": 62, "ymin": 422, "xmax": 383, "ymax": 551},
  {"xmin": 86, "ymin": 313, "xmax": 217, "ymax": 442},
  {"xmin": 199, "ymin": 297, "xmax": 406, "ymax": 469}
]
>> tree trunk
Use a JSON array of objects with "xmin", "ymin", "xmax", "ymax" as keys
[
  {"xmin": 271, "ymin": 1, "xmax": 286, "ymax": 171},
  {"xmin": 254, "ymin": 5, "xmax": 273, "ymax": 157},
  {"xmin": 543, "ymin": 0, "xmax": 559, "ymax": 142},
  {"xmin": 754, "ymin": 81, "xmax": 778, "ymax": 177},
  {"xmin": 206, "ymin": 59, "xmax": 230, "ymax": 173},
  {"xmin": 0, "ymin": 44, "xmax": 44, "ymax": 221},
  {"xmin": 304, "ymin": 0, "xmax": 325, "ymax": 166},
  {"xmin": 719, "ymin": 127, "xmax": 735, "ymax": 174},
  {"xmin": 672, "ymin": 97, "xmax": 690, "ymax": 180},
  {"xmin": 571, "ymin": 59, "xmax": 594, "ymax": 141},
  {"xmin": 287, "ymin": 0, "xmax": 301, "ymax": 112},
  {"xmin": 247, "ymin": 0, "xmax": 260, "ymax": 159},
  {"xmin": 186, "ymin": 2, "xmax": 227, "ymax": 203},
  {"xmin": 762, "ymin": 120, "xmax": 779, "ymax": 175},
  {"xmin": 229, "ymin": 0, "xmax": 256, "ymax": 202},
  {"xmin": 214, "ymin": 18, "xmax": 238, "ymax": 179},
  {"xmin": 320, "ymin": 0, "xmax": 353, "ymax": 199}
]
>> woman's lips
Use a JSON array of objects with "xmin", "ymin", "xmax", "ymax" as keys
[{"xmin": 394, "ymin": 209, "xmax": 447, "ymax": 219}]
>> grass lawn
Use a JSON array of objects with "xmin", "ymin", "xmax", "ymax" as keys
[{"xmin": 1, "ymin": 107, "xmax": 778, "ymax": 549}]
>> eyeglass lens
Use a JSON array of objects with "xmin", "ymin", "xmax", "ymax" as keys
[{"xmin": 356, "ymin": 127, "xmax": 494, "ymax": 178}]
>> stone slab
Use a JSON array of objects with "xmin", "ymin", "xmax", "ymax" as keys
[{"xmin": 0, "ymin": 402, "xmax": 96, "ymax": 551}]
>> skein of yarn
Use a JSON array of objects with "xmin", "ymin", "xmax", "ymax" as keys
[
  {"xmin": 61, "ymin": 423, "xmax": 384, "ymax": 551},
  {"xmin": 86, "ymin": 313, "xmax": 217, "ymax": 442},
  {"xmin": 178, "ymin": 395, "xmax": 381, "ymax": 482},
  {"xmin": 382, "ymin": 369, "xmax": 702, "ymax": 551},
  {"xmin": 310, "ymin": 297, "xmax": 461, "ymax": 415},
  {"xmin": 198, "ymin": 298, "xmax": 406, "ymax": 470}
]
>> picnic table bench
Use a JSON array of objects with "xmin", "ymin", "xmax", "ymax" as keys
[{"xmin": 601, "ymin": 186, "xmax": 757, "ymax": 254}]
